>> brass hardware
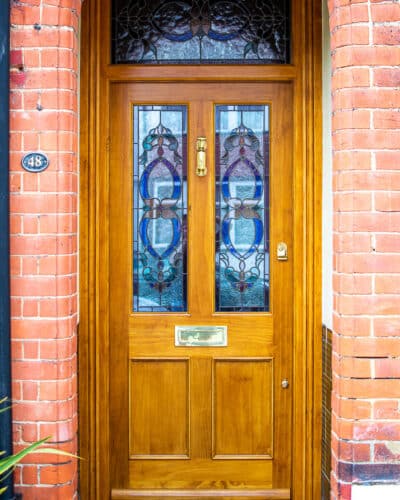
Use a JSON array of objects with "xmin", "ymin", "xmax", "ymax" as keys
[
  {"xmin": 281, "ymin": 379, "xmax": 289, "ymax": 389},
  {"xmin": 277, "ymin": 242, "xmax": 288, "ymax": 261},
  {"xmin": 175, "ymin": 325, "xmax": 227, "ymax": 347},
  {"xmin": 196, "ymin": 136, "xmax": 207, "ymax": 176}
]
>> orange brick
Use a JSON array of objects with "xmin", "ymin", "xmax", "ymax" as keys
[
  {"xmin": 334, "ymin": 171, "xmax": 400, "ymax": 191},
  {"xmin": 333, "ymin": 46, "xmax": 400, "ymax": 69},
  {"xmin": 333, "ymin": 314, "xmax": 371, "ymax": 337},
  {"xmin": 337, "ymin": 254, "xmax": 400, "ymax": 274},
  {"xmin": 371, "ymin": 3, "xmax": 400, "ymax": 22},
  {"xmin": 334, "ymin": 356, "xmax": 372, "ymax": 378},
  {"xmin": 39, "ymin": 379, "xmax": 72, "ymax": 402},
  {"xmin": 333, "ymin": 233, "xmax": 371, "ymax": 253},
  {"xmin": 376, "ymin": 151, "xmax": 400, "ymax": 170},
  {"xmin": 353, "ymin": 422, "xmax": 400, "ymax": 441},
  {"xmin": 375, "ymin": 274, "xmax": 400, "ymax": 294},
  {"xmin": 332, "ymin": 67, "xmax": 370, "ymax": 90},
  {"xmin": 333, "ymin": 192, "xmax": 372, "ymax": 211},
  {"xmin": 39, "ymin": 462, "xmax": 77, "ymax": 485},
  {"xmin": 375, "ymin": 358, "xmax": 400, "ymax": 379},
  {"xmin": 333, "ymin": 150, "xmax": 372, "ymax": 171},
  {"xmin": 333, "ymin": 130, "xmax": 400, "ymax": 150},
  {"xmin": 22, "ymin": 299, "xmax": 39, "ymax": 317},
  {"xmin": 337, "ymin": 294, "xmax": 400, "ymax": 315},
  {"xmin": 335, "ymin": 336, "xmax": 400, "ymax": 357},
  {"xmin": 21, "ymin": 465, "xmax": 39, "ymax": 486},
  {"xmin": 333, "ymin": 273, "xmax": 372, "ymax": 294},
  {"xmin": 22, "ymin": 381, "xmax": 38, "ymax": 401},
  {"xmin": 333, "ymin": 88, "xmax": 400, "ymax": 109},
  {"xmin": 373, "ymin": 400, "xmax": 400, "ymax": 419},
  {"xmin": 39, "ymin": 420, "xmax": 76, "ymax": 442},
  {"xmin": 22, "ymin": 341, "xmax": 39, "ymax": 360},
  {"xmin": 374, "ymin": 68, "xmax": 400, "ymax": 87},
  {"xmin": 375, "ymin": 234, "xmax": 400, "ymax": 252},
  {"xmin": 373, "ymin": 25, "xmax": 400, "ymax": 46},
  {"xmin": 374, "ymin": 110, "xmax": 400, "ymax": 130},
  {"xmin": 333, "ymin": 109, "xmax": 371, "ymax": 130},
  {"xmin": 374, "ymin": 317, "xmax": 400, "ymax": 337},
  {"xmin": 336, "ymin": 213, "xmax": 400, "ymax": 232},
  {"xmin": 332, "ymin": 393, "xmax": 372, "ymax": 420},
  {"xmin": 331, "ymin": 25, "xmax": 370, "ymax": 49}
]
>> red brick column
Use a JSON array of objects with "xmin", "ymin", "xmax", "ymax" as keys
[
  {"xmin": 330, "ymin": 1, "xmax": 400, "ymax": 498},
  {"xmin": 9, "ymin": 1, "xmax": 81, "ymax": 498}
]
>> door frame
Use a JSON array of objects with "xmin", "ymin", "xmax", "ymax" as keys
[{"xmin": 78, "ymin": 1, "xmax": 323, "ymax": 498}]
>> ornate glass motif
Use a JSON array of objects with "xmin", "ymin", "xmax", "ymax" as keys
[
  {"xmin": 112, "ymin": 0, "xmax": 290, "ymax": 64},
  {"xmin": 133, "ymin": 106, "xmax": 187, "ymax": 312},
  {"xmin": 215, "ymin": 105, "xmax": 270, "ymax": 312}
]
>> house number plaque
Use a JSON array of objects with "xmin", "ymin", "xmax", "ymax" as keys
[
  {"xmin": 175, "ymin": 326, "xmax": 227, "ymax": 347},
  {"xmin": 21, "ymin": 152, "xmax": 49, "ymax": 173}
]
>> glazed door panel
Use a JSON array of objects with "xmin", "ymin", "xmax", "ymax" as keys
[{"xmin": 109, "ymin": 82, "xmax": 293, "ymax": 497}]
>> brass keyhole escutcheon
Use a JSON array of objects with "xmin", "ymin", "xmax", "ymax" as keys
[{"xmin": 196, "ymin": 136, "xmax": 207, "ymax": 176}]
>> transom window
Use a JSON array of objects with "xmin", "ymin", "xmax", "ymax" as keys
[{"xmin": 112, "ymin": 0, "xmax": 291, "ymax": 64}]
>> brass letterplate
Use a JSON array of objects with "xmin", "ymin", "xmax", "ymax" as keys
[{"xmin": 175, "ymin": 326, "xmax": 227, "ymax": 347}]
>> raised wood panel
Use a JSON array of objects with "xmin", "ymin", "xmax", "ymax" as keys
[
  {"xmin": 129, "ymin": 358, "xmax": 190, "ymax": 458},
  {"xmin": 213, "ymin": 359, "xmax": 273, "ymax": 459},
  {"xmin": 127, "ymin": 459, "xmax": 273, "ymax": 488}
]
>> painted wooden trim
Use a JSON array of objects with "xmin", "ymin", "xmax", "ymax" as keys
[
  {"xmin": 79, "ymin": 0, "xmax": 323, "ymax": 498},
  {"xmin": 0, "ymin": 2, "xmax": 13, "ymax": 497}
]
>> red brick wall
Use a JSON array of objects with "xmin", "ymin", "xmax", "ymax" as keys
[
  {"xmin": 7, "ymin": 0, "xmax": 400, "ymax": 498},
  {"xmin": 9, "ymin": 1, "xmax": 81, "ymax": 498},
  {"xmin": 330, "ymin": 1, "xmax": 400, "ymax": 498}
]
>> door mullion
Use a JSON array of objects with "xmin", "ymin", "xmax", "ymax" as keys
[{"xmin": 188, "ymin": 101, "xmax": 214, "ymax": 318}]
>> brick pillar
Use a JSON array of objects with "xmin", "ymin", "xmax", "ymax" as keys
[
  {"xmin": 9, "ymin": 1, "xmax": 81, "ymax": 498},
  {"xmin": 330, "ymin": 1, "xmax": 400, "ymax": 499}
]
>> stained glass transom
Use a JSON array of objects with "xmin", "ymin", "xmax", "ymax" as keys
[
  {"xmin": 215, "ymin": 105, "xmax": 270, "ymax": 312},
  {"xmin": 133, "ymin": 106, "xmax": 188, "ymax": 312},
  {"xmin": 112, "ymin": 1, "xmax": 290, "ymax": 64}
]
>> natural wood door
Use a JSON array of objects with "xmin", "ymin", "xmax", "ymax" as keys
[{"xmin": 109, "ymin": 82, "xmax": 293, "ymax": 498}]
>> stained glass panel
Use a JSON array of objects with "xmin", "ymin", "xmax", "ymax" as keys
[
  {"xmin": 112, "ymin": 1, "xmax": 290, "ymax": 64},
  {"xmin": 133, "ymin": 106, "xmax": 187, "ymax": 312},
  {"xmin": 215, "ymin": 105, "xmax": 270, "ymax": 312}
]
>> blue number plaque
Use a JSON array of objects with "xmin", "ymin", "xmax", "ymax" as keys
[{"xmin": 21, "ymin": 152, "xmax": 49, "ymax": 173}]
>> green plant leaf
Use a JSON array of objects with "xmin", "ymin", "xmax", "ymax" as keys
[
  {"xmin": 0, "ymin": 485, "xmax": 7, "ymax": 494},
  {"xmin": 0, "ymin": 437, "xmax": 50, "ymax": 476},
  {"xmin": 30, "ymin": 448, "xmax": 79, "ymax": 459},
  {"xmin": 0, "ymin": 397, "xmax": 11, "ymax": 414}
]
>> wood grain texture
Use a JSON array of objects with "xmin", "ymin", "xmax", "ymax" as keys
[
  {"xmin": 112, "ymin": 489, "xmax": 290, "ymax": 499},
  {"xmin": 213, "ymin": 359, "xmax": 273, "ymax": 458},
  {"xmin": 79, "ymin": 1, "xmax": 323, "ymax": 498},
  {"xmin": 109, "ymin": 81, "xmax": 293, "ymax": 492},
  {"xmin": 129, "ymin": 359, "xmax": 190, "ymax": 458}
]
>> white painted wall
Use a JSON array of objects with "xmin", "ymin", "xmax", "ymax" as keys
[
  {"xmin": 322, "ymin": 0, "xmax": 333, "ymax": 329},
  {"xmin": 352, "ymin": 485, "xmax": 400, "ymax": 500}
]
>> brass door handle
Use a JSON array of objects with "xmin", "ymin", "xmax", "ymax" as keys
[{"xmin": 196, "ymin": 137, "xmax": 207, "ymax": 176}]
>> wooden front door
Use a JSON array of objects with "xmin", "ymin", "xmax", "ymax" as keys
[{"xmin": 109, "ymin": 81, "xmax": 293, "ymax": 498}]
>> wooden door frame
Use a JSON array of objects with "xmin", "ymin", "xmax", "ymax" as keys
[{"xmin": 78, "ymin": 1, "xmax": 322, "ymax": 498}]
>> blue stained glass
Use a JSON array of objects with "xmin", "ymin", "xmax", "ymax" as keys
[
  {"xmin": 215, "ymin": 105, "xmax": 270, "ymax": 312},
  {"xmin": 112, "ymin": 1, "xmax": 290, "ymax": 65},
  {"xmin": 133, "ymin": 106, "xmax": 187, "ymax": 312}
]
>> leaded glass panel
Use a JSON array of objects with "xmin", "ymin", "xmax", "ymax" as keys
[
  {"xmin": 112, "ymin": 1, "xmax": 290, "ymax": 64},
  {"xmin": 215, "ymin": 105, "xmax": 270, "ymax": 312},
  {"xmin": 133, "ymin": 105, "xmax": 188, "ymax": 312}
]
